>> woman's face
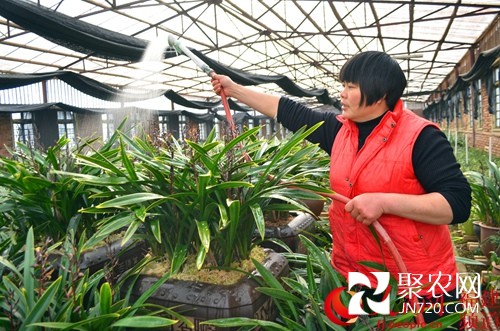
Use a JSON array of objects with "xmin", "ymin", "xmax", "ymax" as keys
[{"xmin": 340, "ymin": 82, "xmax": 387, "ymax": 123}]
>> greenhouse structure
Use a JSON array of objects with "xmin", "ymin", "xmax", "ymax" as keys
[{"xmin": 0, "ymin": 1, "xmax": 499, "ymax": 331}]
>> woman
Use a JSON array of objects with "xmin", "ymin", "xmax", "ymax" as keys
[{"xmin": 212, "ymin": 51, "xmax": 471, "ymax": 329}]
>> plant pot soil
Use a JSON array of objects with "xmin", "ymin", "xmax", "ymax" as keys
[
  {"xmin": 124, "ymin": 249, "xmax": 288, "ymax": 331},
  {"xmin": 259, "ymin": 212, "xmax": 316, "ymax": 253}
]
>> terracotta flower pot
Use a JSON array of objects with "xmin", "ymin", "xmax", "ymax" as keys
[
  {"xmin": 479, "ymin": 222, "xmax": 500, "ymax": 257},
  {"xmin": 492, "ymin": 262, "xmax": 500, "ymax": 276},
  {"xmin": 473, "ymin": 220, "xmax": 482, "ymax": 242}
]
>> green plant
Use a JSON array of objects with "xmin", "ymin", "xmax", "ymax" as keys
[
  {"xmin": 452, "ymin": 139, "xmax": 500, "ymax": 174},
  {"xmin": 464, "ymin": 161, "xmax": 500, "ymax": 227},
  {"xmin": 487, "ymin": 249, "xmax": 500, "ymax": 295},
  {"xmin": 0, "ymin": 226, "xmax": 182, "ymax": 330},
  {"xmin": 68, "ymin": 123, "xmax": 331, "ymax": 274},
  {"xmin": 486, "ymin": 235, "xmax": 500, "ymax": 256},
  {"xmin": 263, "ymin": 138, "xmax": 329, "ymax": 222},
  {"xmin": 490, "ymin": 250, "xmax": 500, "ymax": 264},
  {"xmin": 0, "ymin": 135, "xmax": 107, "ymax": 255}
]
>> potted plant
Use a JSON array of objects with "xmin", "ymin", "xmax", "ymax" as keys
[
  {"xmin": 0, "ymin": 137, "xmax": 90, "ymax": 251},
  {"xmin": 68, "ymin": 122, "xmax": 332, "ymax": 328},
  {"xmin": 0, "ymin": 129, "xmax": 149, "ymax": 279},
  {"xmin": 0, "ymin": 226, "xmax": 181, "ymax": 330},
  {"xmin": 465, "ymin": 161, "xmax": 500, "ymax": 257},
  {"xmin": 490, "ymin": 250, "xmax": 500, "ymax": 276}
]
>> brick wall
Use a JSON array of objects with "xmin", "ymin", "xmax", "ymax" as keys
[
  {"xmin": 432, "ymin": 15, "xmax": 500, "ymax": 158},
  {"xmin": 462, "ymin": 79, "xmax": 500, "ymax": 158},
  {"xmin": 0, "ymin": 113, "xmax": 13, "ymax": 157}
]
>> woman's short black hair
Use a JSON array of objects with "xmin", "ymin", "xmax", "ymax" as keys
[{"xmin": 339, "ymin": 51, "xmax": 407, "ymax": 110}]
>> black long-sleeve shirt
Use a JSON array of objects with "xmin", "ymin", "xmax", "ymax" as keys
[{"xmin": 277, "ymin": 97, "xmax": 471, "ymax": 224}]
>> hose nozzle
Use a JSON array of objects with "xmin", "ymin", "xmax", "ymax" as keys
[{"xmin": 168, "ymin": 35, "xmax": 213, "ymax": 76}]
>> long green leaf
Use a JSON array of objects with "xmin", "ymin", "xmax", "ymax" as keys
[
  {"xmin": 226, "ymin": 199, "xmax": 241, "ymax": 265},
  {"xmin": 252, "ymin": 261, "xmax": 285, "ymax": 291},
  {"xmin": 29, "ymin": 314, "xmax": 120, "ymax": 330},
  {"xmin": 120, "ymin": 135, "xmax": 139, "ymax": 181},
  {"xmin": 201, "ymin": 317, "xmax": 290, "ymax": 330},
  {"xmin": 23, "ymin": 227, "xmax": 35, "ymax": 311},
  {"xmin": 55, "ymin": 172, "xmax": 130, "ymax": 185},
  {"xmin": 120, "ymin": 220, "xmax": 142, "ymax": 247},
  {"xmin": 206, "ymin": 181, "xmax": 253, "ymax": 190},
  {"xmin": 261, "ymin": 122, "xmax": 324, "ymax": 178},
  {"xmin": 300, "ymin": 235, "xmax": 344, "ymax": 288},
  {"xmin": 0, "ymin": 256, "xmax": 22, "ymax": 279},
  {"xmin": 306, "ymin": 256, "xmax": 318, "ymax": 296},
  {"xmin": 111, "ymin": 316, "xmax": 178, "ymax": 328},
  {"xmin": 84, "ymin": 213, "xmax": 136, "ymax": 249},
  {"xmin": 96, "ymin": 193, "xmax": 165, "ymax": 208},
  {"xmin": 27, "ymin": 322, "xmax": 81, "ymax": 330},
  {"xmin": 281, "ymin": 314, "xmax": 309, "ymax": 331},
  {"xmin": 99, "ymin": 282, "xmax": 112, "ymax": 315},
  {"xmin": 215, "ymin": 126, "xmax": 261, "ymax": 164},
  {"xmin": 252, "ymin": 258, "xmax": 299, "ymax": 321},
  {"xmin": 256, "ymin": 287, "xmax": 303, "ymax": 303},
  {"xmin": 149, "ymin": 218, "xmax": 162, "ymax": 244},
  {"xmin": 250, "ymin": 203, "xmax": 265, "ymax": 240},
  {"xmin": 196, "ymin": 220, "xmax": 210, "ymax": 252},
  {"xmin": 196, "ymin": 245, "xmax": 208, "ymax": 270},
  {"xmin": 22, "ymin": 277, "xmax": 62, "ymax": 329},
  {"xmin": 3, "ymin": 276, "xmax": 28, "ymax": 317},
  {"xmin": 186, "ymin": 140, "xmax": 217, "ymax": 171},
  {"xmin": 455, "ymin": 256, "xmax": 486, "ymax": 266},
  {"xmin": 171, "ymin": 243, "xmax": 188, "ymax": 274},
  {"xmin": 22, "ymin": 176, "xmax": 54, "ymax": 190},
  {"xmin": 76, "ymin": 153, "xmax": 125, "ymax": 176},
  {"xmin": 197, "ymin": 172, "xmax": 211, "ymax": 206}
]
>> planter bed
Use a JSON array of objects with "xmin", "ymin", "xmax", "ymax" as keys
[{"xmin": 124, "ymin": 249, "xmax": 288, "ymax": 331}]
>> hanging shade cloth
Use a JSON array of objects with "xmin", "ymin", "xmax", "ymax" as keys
[
  {"xmin": 424, "ymin": 45, "xmax": 500, "ymax": 119},
  {"xmin": 0, "ymin": 102, "xmax": 90, "ymax": 113},
  {"xmin": 0, "ymin": 71, "xmax": 271, "ymax": 112},
  {"xmin": 0, "ymin": 0, "xmax": 339, "ymax": 106},
  {"xmin": 0, "ymin": 72, "xmax": 166, "ymax": 102}
]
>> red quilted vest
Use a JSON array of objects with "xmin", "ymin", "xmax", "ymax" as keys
[{"xmin": 328, "ymin": 99, "xmax": 457, "ymax": 296}]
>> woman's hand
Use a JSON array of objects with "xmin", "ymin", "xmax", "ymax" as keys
[
  {"xmin": 344, "ymin": 192, "xmax": 453, "ymax": 226},
  {"xmin": 211, "ymin": 74, "xmax": 234, "ymax": 97},
  {"xmin": 345, "ymin": 193, "xmax": 386, "ymax": 226},
  {"xmin": 210, "ymin": 73, "xmax": 280, "ymax": 119}
]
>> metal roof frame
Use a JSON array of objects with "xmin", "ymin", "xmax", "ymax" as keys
[{"xmin": 1, "ymin": 0, "xmax": 499, "ymax": 108}]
